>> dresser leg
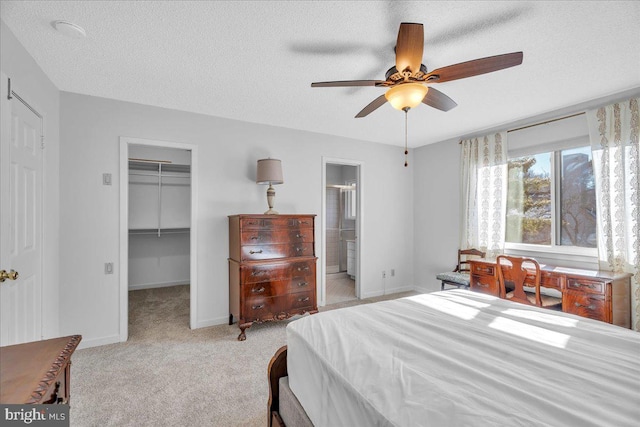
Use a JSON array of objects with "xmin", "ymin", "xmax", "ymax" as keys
[{"xmin": 238, "ymin": 322, "xmax": 252, "ymax": 341}]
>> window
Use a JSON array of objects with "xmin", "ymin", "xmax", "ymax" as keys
[
  {"xmin": 344, "ymin": 180, "xmax": 356, "ymax": 220},
  {"xmin": 505, "ymin": 146, "xmax": 597, "ymax": 249}
]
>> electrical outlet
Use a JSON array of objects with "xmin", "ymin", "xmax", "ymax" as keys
[
  {"xmin": 105, "ymin": 262, "xmax": 114, "ymax": 274},
  {"xmin": 103, "ymin": 173, "xmax": 112, "ymax": 185},
  {"xmin": 382, "ymin": 271, "xmax": 386, "ymax": 279},
  {"xmin": 391, "ymin": 269, "xmax": 395, "ymax": 277}
]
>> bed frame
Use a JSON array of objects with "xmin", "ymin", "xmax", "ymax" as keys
[{"xmin": 268, "ymin": 346, "xmax": 289, "ymax": 427}]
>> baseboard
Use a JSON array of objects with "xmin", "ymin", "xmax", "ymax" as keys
[
  {"xmin": 360, "ymin": 290, "xmax": 384, "ymax": 299},
  {"xmin": 361, "ymin": 284, "xmax": 416, "ymax": 300},
  {"xmin": 326, "ymin": 265, "xmax": 339, "ymax": 274},
  {"xmin": 194, "ymin": 315, "xmax": 229, "ymax": 329},
  {"xmin": 384, "ymin": 285, "xmax": 415, "ymax": 294},
  {"xmin": 128, "ymin": 280, "xmax": 189, "ymax": 291},
  {"xmin": 77, "ymin": 334, "xmax": 121, "ymax": 350}
]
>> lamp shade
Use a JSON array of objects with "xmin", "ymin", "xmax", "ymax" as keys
[
  {"xmin": 256, "ymin": 158, "xmax": 284, "ymax": 184},
  {"xmin": 385, "ymin": 83, "xmax": 428, "ymax": 110}
]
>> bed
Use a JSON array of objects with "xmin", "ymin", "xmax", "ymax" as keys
[{"xmin": 268, "ymin": 289, "xmax": 640, "ymax": 427}]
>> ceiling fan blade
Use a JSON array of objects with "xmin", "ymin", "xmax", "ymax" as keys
[
  {"xmin": 311, "ymin": 80, "xmax": 385, "ymax": 88},
  {"xmin": 395, "ymin": 23, "xmax": 424, "ymax": 76},
  {"xmin": 422, "ymin": 87, "xmax": 457, "ymax": 112},
  {"xmin": 355, "ymin": 94, "xmax": 388, "ymax": 118},
  {"xmin": 425, "ymin": 52, "xmax": 523, "ymax": 83}
]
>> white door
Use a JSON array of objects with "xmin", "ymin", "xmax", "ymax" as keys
[{"xmin": 0, "ymin": 75, "xmax": 43, "ymax": 346}]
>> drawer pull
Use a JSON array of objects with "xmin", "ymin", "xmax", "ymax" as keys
[
  {"xmin": 296, "ymin": 234, "xmax": 304, "ymax": 238},
  {"xmin": 570, "ymin": 283, "xmax": 598, "ymax": 290},
  {"xmin": 250, "ymin": 271, "xmax": 266, "ymax": 277},
  {"xmin": 297, "ymin": 282, "xmax": 308, "ymax": 287},
  {"xmin": 297, "ymin": 266, "xmax": 310, "ymax": 271},
  {"xmin": 477, "ymin": 283, "xmax": 489, "ymax": 288},
  {"xmin": 295, "ymin": 247, "xmax": 305, "ymax": 253},
  {"xmin": 297, "ymin": 297, "xmax": 310, "ymax": 302},
  {"xmin": 251, "ymin": 287, "xmax": 265, "ymax": 293},
  {"xmin": 574, "ymin": 302, "xmax": 596, "ymax": 310},
  {"xmin": 252, "ymin": 304, "xmax": 265, "ymax": 310},
  {"xmin": 249, "ymin": 249, "xmax": 263, "ymax": 254},
  {"xmin": 250, "ymin": 236, "xmax": 259, "ymax": 240},
  {"xmin": 298, "ymin": 220, "xmax": 309, "ymax": 225}
]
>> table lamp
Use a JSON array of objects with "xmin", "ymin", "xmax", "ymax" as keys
[{"xmin": 256, "ymin": 158, "xmax": 284, "ymax": 214}]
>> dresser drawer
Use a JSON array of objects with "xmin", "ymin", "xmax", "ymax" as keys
[
  {"xmin": 472, "ymin": 263, "xmax": 495, "ymax": 276},
  {"xmin": 240, "ymin": 260, "xmax": 315, "ymax": 284},
  {"xmin": 566, "ymin": 278, "xmax": 606, "ymax": 294},
  {"xmin": 288, "ymin": 291, "xmax": 314, "ymax": 310},
  {"xmin": 470, "ymin": 274, "xmax": 499, "ymax": 296},
  {"xmin": 243, "ymin": 277, "xmax": 314, "ymax": 298},
  {"xmin": 241, "ymin": 228, "xmax": 314, "ymax": 245},
  {"xmin": 241, "ymin": 243, "xmax": 314, "ymax": 260},
  {"xmin": 564, "ymin": 290, "xmax": 608, "ymax": 322},
  {"xmin": 541, "ymin": 272, "xmax": 561, "ymax": 289},
  {"xmin": 241, "ymin": 263, "xmax": 290, "ymax": 284},
  {"xmin": 241, "ymin": 217, "xmax": 313, "ymax": 229},
  {"xmin": 243, "ymin": 296, "xmax": 279, "ymax": 321},
  {"xmin": 290, "ymin": 259, "xmax": 316, "ymax": 276}
]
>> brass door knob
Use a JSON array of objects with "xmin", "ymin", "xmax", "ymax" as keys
[{"xmin": 0, "ymin": 269, "xmax": 19, "ymax": 283}]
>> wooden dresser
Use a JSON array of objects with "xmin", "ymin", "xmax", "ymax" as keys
[
  {"xmin": 0, "ymin": 335, "xmax": 82, "ymax": 404},
  {"xmin": 228, "ymin": 214, "xmax": 317, "ymax": 340},
  {"xmin": 469, "ymin": 259, "xmax": 632, "ymax": 328}
]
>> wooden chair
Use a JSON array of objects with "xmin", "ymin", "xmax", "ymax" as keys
[
  {"xmin": 436, "ymin": 248, "xmax": 486, "ymax": 290},
  {"xmin": 496, "ymin": 255, "xmax": 562, "ymax": 309}
]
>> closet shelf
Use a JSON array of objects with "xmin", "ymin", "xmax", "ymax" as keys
[
  {"xmin": 129, "ymin": 160, "xmax": 191, "ymax": 174},
  {"xmin": 129, "ymin": 228, "xmax": 190, "ymax": 236}
]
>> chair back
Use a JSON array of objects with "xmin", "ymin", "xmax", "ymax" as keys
[
  {"xmin": 457, "ymin": 248, "xmax": 486, "ymax": 273},
  {"xmin": 496, "ymin": 255, "xmax": 542, "ymax": 306}
]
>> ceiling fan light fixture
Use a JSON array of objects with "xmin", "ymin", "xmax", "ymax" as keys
[{"xmin": 385, "ymin": 83, "xmax": 428, "ymax": 111}]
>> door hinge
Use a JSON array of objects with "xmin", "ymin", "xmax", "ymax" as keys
[{"xmin": 41, "ymin": 136, "xmax": 45, "ymax": 149}]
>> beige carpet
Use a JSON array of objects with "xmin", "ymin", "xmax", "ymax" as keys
[{"xmin": 70, "ymin": 285, "xmax": 417, "ymax": 426}]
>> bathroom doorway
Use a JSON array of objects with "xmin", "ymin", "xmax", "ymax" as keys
[{"xmin": 321, "ymin": 158, "xmax": 362, "ymax": 306}]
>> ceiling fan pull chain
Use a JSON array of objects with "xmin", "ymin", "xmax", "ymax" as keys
[{"xmin": 404, "ymin": 109, "xmax": 409, "ymax": 167}]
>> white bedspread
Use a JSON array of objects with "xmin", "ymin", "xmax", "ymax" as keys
[{"xmin": 287, "ymin": 290, "xmax": 640, "ymax": 427}]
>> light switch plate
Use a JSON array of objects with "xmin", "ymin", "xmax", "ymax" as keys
[{"xmin": 103, "ymin": 173, "xmax": 112, "ymax": 185}]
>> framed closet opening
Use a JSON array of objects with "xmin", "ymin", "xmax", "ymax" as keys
[
  {"xmin": 119, "ymin": 137, "xmax": 198, "ymax": 342},
  {"xmin": 320, "ymin": 157, "xmax": 362, "ymax": 306}
]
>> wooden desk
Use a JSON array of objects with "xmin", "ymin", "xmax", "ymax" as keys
[
  {"xmin": 469, "ymin": 260, "xmax": 631, "ymax": 328},
  {"xmin": 0, "ymin": 335, "xmax": 82, "ymax": 404}
]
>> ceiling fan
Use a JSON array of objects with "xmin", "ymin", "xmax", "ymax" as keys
[{"xmin": 311, "ymin": 22, "xmax": 523, "ymax": 118}]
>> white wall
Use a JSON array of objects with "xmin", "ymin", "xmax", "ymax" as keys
[
  {"xmin": 0, "ymin": 20, "xmax": 61, "ymax": 338},
  {"xmin": 413, "ymin": 138, "xmax": 461, "ymax": 292},
  {"xmin": 59, "ymin": 92, "xmax": 414, "ymax": 347}
]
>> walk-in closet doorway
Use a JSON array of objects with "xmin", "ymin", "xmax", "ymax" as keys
[{"xmin": 119, "ymin": 137, "xmax": 198, "ymax": 342}]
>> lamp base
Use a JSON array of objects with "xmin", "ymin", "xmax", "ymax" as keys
[{"xmin": 264, "ymin": 184, "xmax": 279, "ymax": 215}]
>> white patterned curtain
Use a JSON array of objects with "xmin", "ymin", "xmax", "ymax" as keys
[
  {"xmin": 587, "ymin": 98, "xmax": 640, "ymax": 331},
  {"xmin": 460, "ymin": 132, "xmax": 508, "ymax": 259}
]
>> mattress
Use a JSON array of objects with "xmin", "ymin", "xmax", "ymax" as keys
[{"xmin": 286, "ymin": 289, "xmax": 640, "ymax": 427}]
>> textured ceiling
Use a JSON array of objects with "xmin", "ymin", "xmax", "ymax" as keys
[{"xmin": 1, "ymin": 1, "xmax": 639, "ymax": 147}]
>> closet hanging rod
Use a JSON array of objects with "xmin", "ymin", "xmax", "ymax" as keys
[
  {"xmin": 129, "ymin": 171, "xmax": 190, "ymax": 178},
  {"xmin": 458, "ymin": 111, "xmax": 586, "ymax": 143},
  {"xmin": 129, "ymin": 158, "xmax": 172, "ymax": 164}
]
